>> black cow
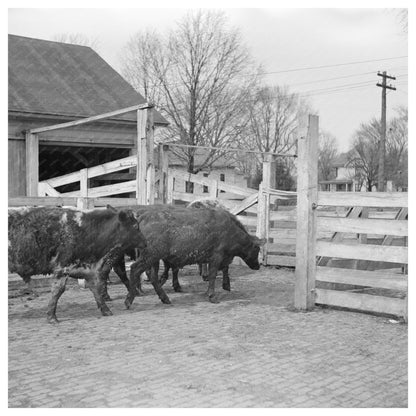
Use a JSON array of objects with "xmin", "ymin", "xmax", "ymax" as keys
[
  {"xmin": 124, "ymin": 205, "xmax": 265, "ymax": 309},
  {"xmin": 8, "ymin": 206, "xmax": 146, "ymax": 323},
  {"xmin": 159, "ymin": 199, "xmax": 232, "ymax": 292}
]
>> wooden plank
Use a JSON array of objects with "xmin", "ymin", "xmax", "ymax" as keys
[
  {"xmin": 25, "ymin": 132, "xmax": 39, "ymax": 196},
  {"xmin": 136, "ymin": 109, "xmax": 147, "ymax": 204},
  {"xmin": 40, "ymin": 181, "xmax": 61, "ymax": 197},
  {"xmin": 172, "ymin": 191, "xmax": 195, "ymax": 203},
  {"xmin": 318, "ymin": 191, "xmax": 408, "ymax": 208},
  {"xmin": 29, "ymin": 104, "xmax": 150, "ymax": 134},
  {"xmin": 317, "ymin": 217, "xmax": 408, "ymax": 237},
  {"xmin": 236, "ymin": 216, "xmax": 257, "ymax": 227},
  {"xmin": 62, "ymin": 181, "xmax": 137, "ymax": 198},
  {"xmin": 216, "ymin": 182, "xmax": 256, "ymax": 197},
  {"xmin": 160, "ymin": 144, "xmax": 169, "ymax": 204},
  {"xmin": 316, "ymin": 267, "xmax": 407, "ymax": 291},
  {"xmin": 92, "ymin": 198, "xmax": 139, "ymax": 207},
  {"xmin": 270, "ymin": 211, "xmax": 297, "ymax": 221},
  {"xmin": 8, "ymin": 196, "xmax": 78, "ymax": 207},
  {"xmin": 170, "ymin": 169, "xmax": 220, "ymax": 188},
  {"xmin": 269, "ymin": 229, "xmax": 297, "ymax": 239},
  {"xmin": 80, "ymin": 168, "xmax": 88, "ymax": 197},
  {"xmin": 267, "ymin": 255, "xmax": 296, "ymax": 267},
  {"xmin": 295, "ymin": 114, "xmax": 319, "ymax": 309},
  {"xmin": 268, "ymin": 242, "xmax": 296, "ymax": 253},
  {"xmin": 146, "ymin": 108, "xmax": 155, "ymax": 204},
  {"xmin": 316, "ymin": 241, "xmax": 408, "ymax": 264},
  {"xmin": 229, "ymin": 193, "xmax": 258, "ymax": 215},
  {"xmin": 315, "ymin": 289, "xmax": 407, "ymax": 317}
]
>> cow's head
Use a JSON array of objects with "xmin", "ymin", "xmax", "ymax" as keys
[
  {"xmin": 241, "ymin": 236, "xmax": 266, "ymax": 270},
  {"xmin": 117, "ymin": 209, "xmax": 147, "ymax": 251}
]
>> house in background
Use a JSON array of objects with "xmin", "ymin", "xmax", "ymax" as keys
[
  {"xmin": 319, "ymin": 152, "xmax": 367, "ymax": 192},
  {"xmin": 8, "ymin": 34, "xmax": 168, "ymax": 197},
  {"xmin": 155, "ymin": 147, "xmax": 249, "ymax": 198}
]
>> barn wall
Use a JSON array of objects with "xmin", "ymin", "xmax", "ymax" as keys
[
  {"xmin": 9, "ymin": 116, "xmax": 137, "ymax": 148},
  {"xmin": 8, "ymin": 138, "xmax": 26, "ymax": 197}
]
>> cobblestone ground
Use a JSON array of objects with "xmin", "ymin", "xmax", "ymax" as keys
[{"xmin": 8, "ymin": 265, "xmax": 407, "ymax": 408}]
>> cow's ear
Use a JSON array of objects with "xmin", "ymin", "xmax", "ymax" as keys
[
  {"xmin": 107, "ymin": 204, "xmax": 118, "ymax": 213},
  {"xmin": 118, "ymin": 210, "xmax": 128, "ymax": 223}
]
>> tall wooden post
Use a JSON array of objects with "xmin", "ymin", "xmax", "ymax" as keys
[
  {"xmin": 25, "ymin": 132, "xmax": 39, "ymax": 196},
  {"xmin": 146, "ymin": 107, "xmax": 155, "ymax": 205},
  {"xmin": 160, "ymin": 144, "xmax": 170, "ymax": 204},
  {"xmin": 294, "ymin": 114, "xmax": 319, "ymax": 310},
  {"xmin": 136, "ymin": 109, "xmax": 148, "ymax": 205}
]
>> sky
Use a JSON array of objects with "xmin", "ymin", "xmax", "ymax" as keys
[{"xmin": 7, "ymin": 6, "xmax": 408, "ymax": 152}]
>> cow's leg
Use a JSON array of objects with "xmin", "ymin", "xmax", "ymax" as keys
[
  {"xmin": 84, "ymin": 271, "xmax": 113, "ymax": 317},
  {"xmin": 172, "ymin": 266, "xmax": 182, "ymax": 292},
  {"xmin": 149, "ymin": 262, "xmax": 171, "ymax": 304},
  {"xmin": 222, "ymin": 265, "xmax": 231, "ymax": 291},
  {"xmin": 206, "ymin": 261, "xmax": 220, "ymax": 303},
  {"xmin": 159, "ymin": 260, "xmax": 170, "ymax": 286},
  {"xmin": 125, "ymin": 260, "xmax": 148, "ymax": 309},
  {"xmin": 113, "ymin": 256, "xmax": 143, "ymax": 296},
  {"xmin": 46, "ymin": 273, "xmax": 69, "ymax": 324},
  {"xmin": 200, "ymin": 263, "xmax": 209, "ymax": 281}
]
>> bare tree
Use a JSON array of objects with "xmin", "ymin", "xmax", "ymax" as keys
[
  {"xmin": 121, "ymin": 10, "xmax": 259, "ymax": 184},
  {"xmin": 318, "ymin": 131, "xmax": 339, "ymax": 182},
  {"xmin": 348, "ymin": 107, "xmax": 408, "ymax": 191},
  {"xmin": 348, "ymin": 119, "xmax": 380, "ymax": 191},
  {"xmin": 53, "ymin": 33, "xmax": 100, "ymax": 50}
]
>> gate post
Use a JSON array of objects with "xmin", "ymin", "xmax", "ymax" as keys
[
  {"xmin": 146, "ymin": 107, "xmax": 155, "ymax": 205},
  {"xmin": 25, "ymin": 132, "xmax": 39, "ymax": 196},
  {"xmin": 136, "ymin": 108, "xmax": 148, "ymax": 205},
  {"xmin": 160, "ymin": 144, "xmax": 170, "ymax": 204},
  {"xmin": 294, "ymin": 115, "xmax": 319, "ymax": 310}
]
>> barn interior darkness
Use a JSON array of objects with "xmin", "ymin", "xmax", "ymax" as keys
[{"xmin": 39, "ymin": 145, "xmax": 131, "ymax": 194}]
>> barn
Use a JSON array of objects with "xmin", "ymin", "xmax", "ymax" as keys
[{"xmin": 8, "ymin": 34, "xmax": 168, "ymax": 197}]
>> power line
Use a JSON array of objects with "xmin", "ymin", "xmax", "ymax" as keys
[{"xmin": 258, "ymin": 55, "xmax": 407, "ymax": 76}]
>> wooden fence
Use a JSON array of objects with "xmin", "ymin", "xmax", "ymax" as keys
[{"xmin": 294, "ymin": 115, "xmax": 408, "ymax": 319}]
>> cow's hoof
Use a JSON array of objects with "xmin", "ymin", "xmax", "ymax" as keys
[
  {"xmin": 209, "ymin": 294, "xmax": 220, "ymax": 304},
  {"xmin": 102, "ymin": 294, "xmax": 112, "ymax": 301},
  {"xmin": 101, "ymin": 308, "xmax": 113, "ymax": 316},
  {"xmin": 125, "ymin": 298, "xmax": 132, "ymax": 309},
  {"xmin": 161, "ymin": 297, "xmax": 171, "ymax": 304},
  {"xmin": 47, "ymin": 315, "xmax": 59, "ymax": 324},
  {"xmin": 173, "ymin": 285, "xmax": 182, "ymax": 293},
  {"xmin": 222, "ymin": 284, "xmax": 231, "ymax": 291}
]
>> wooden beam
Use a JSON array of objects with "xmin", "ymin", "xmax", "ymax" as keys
[
  {"xmin": 294, "ymin": 114, "xmax": 319, "ymax": 310},
  {"xmin": 316, "ymin": 241, "xmax": 408, "ymax": 264},
  {"xmin": 25, "ymin": 132, "xmax": 39, "ymax": 196},
  {"xmin": 318, "ymin": 191, "xmax": 408, "ymax": 208},
  {"xmin": 8, "ymin": 196, "xmax": 78, "ymax": 207},
  {"xmin": 62, "ymin": 180, "xmax": 137, "ymax": 198},
  {"xmin": 315, "ymin": 289, "xmax": 407, "ymax": 317},
  {"xmin": 316, "ymin": 267, "xmax": 407, "ymax": 291},
  {"xmin": 317, "ymin": 217, "xmax": 408, "ymax": 237},
  {"xmin": 146, "ymin": 107, "xmax": 155, "ymax": 205},
  {"xmin": 160, "ymin": 144, "xmax": 169, "ymax": 204},
  {"xmin": 229, "ymin": 193, "xmax": 258, "ymax": 215},
  {"xmin": 136, "ymin": 109, "xmax": 147, "ymax": 204},
  {"xmin": 29, "ymin": 104, "xmax": 150, "ymax": 134}
]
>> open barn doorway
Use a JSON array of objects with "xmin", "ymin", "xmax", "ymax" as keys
[{"xmin": 39, "ymin": 144, "xmax": 132, "ymax": 194}]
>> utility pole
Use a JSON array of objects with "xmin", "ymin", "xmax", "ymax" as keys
[{"xmin": 376, "ymin": 71, "xmax": 396, "ymax": 192}]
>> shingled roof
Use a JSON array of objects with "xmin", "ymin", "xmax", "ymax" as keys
[{"xmin": 8, "ymin": 34, "xmax": 168, "ymax": 125}]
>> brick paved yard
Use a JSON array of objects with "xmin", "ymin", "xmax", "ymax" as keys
[{"xmin": 8, "ymin": 265, "xmax": 407, "ymax": 408}]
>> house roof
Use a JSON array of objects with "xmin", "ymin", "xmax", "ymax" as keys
[
  {"xmin": 8, "ymin": 34, "xmax": 168, "ymax": 125},
  {"xmin": 332, "ymin": 152, "xmax": 350, "ymax": 168}
]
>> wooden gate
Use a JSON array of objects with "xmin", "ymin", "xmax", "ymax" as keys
[{"xmin": 294, "ymin": 114, "xmax": 408, "ymax": 319}]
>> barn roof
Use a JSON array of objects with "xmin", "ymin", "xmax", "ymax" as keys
[{"xmin": 8, "ymin": 34, "xmax": 168, "ymax": 125}]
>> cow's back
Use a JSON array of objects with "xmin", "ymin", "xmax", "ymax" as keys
[{"xmin": 138, "ymin": 206, "xmax": 247, "ymax": 267}]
